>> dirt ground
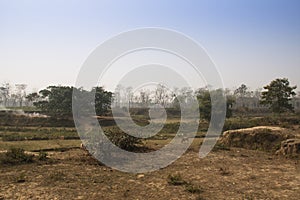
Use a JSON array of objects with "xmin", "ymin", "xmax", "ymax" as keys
[{"xmin": 1, "ymin": 146, "xmax": 299, "ymax": 200}]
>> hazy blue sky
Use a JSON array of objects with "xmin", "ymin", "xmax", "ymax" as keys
[{"xmin": 1, "ymin": 0, "xmax": 299, "ymax": 92}]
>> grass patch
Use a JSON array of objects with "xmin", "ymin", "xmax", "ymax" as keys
[
  {"xmin": 0, "ymin": 140, "xmax": 81, "ymax": 151},
  {"xmin": 185, "ymin": 183, "xmax": 203, "ymax": 194},
  {"xmin": 167, "ymin": 174, "xmax": 187, "ymax": 186},
  {"xmin": 0, "ymin": 148, "xmax": 34, "ymax": 165},
  {"xmin": 48, "ymin": 171, "xmax": 66, "ymax": 182},
  {"xmin": 168, "ymin": 174, "xmax": 204, "ymax": 195},
  {"xmin": 212, "ymin": 144, "xmax": 231, "ymax": 152}
]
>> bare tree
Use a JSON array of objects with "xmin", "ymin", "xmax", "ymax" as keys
[
  {"xmin": 113, "ymin": 84, "xmax": 123, "ymax": 108},
  {"xmin": 154, "ymin": 84, "xmax": 169, "ymax": 107},
  {"xmin": 15, "ymin": 84, "xmax": 27, "ymax": 107},
  {"xmin": 0, "ymin": 83, "xmax": 11, "ymax": 107},
  {"xmin": 125, "ymin": 87, "xmax": 133, "ymax": 109}
]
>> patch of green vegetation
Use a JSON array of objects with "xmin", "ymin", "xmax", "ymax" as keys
[
  {"xmin": 0, "ymin": 140, "xmax": 80, "ymax": 152},
  {"xmin": 0, "ymin": 148, "xmax": 34, "ymax": 165},
  {"xmin": 0, "ymin": 127, "xmax": 79, "ymax": 141}
]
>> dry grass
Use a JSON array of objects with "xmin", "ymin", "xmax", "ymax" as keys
[{"xmin": 0, "ymin": 140, "xmax": 80, "ymax": 152}]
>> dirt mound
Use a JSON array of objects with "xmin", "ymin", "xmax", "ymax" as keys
[
  {"xmin": 219, "ymin": 126, "xmax": 295, "ymax": 152},
  {"xmin": 276, "ymin": 139, "xmax": 300, "ymax": 157}
]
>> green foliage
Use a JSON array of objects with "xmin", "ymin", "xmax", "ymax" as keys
[
  {"xmin": 196, "ymin": 89, "xmax": 234, "ymax": 121},
  {"xmin": 30, "ymin": 86, "xmax": 112, "ymax": 117},
  {"xmin": 197, "ymin": 90, "xmax": 212, "ymax": 120},
  {"xmin": 34, "ymin": 86, "xmax": 74, "ymax": 117},
  {"xmin": 93, "ymin": 87, "xmax": 113, "ymax": 116},
  {"xmin": 1, "ymin": 128, "xmax": 79, "ymax": 141},
  {"xmin": 0, "ymin": 148, "xmax": 34, "ymax": 165},
  {"xmin": 25, "ymin": 92, "xmax": 39, "ymax": 102},
  {"xmin": 260, "ymin": 78, "xmax": 297, "ymax": 113}
]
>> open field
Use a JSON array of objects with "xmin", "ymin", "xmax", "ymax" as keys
[
  {"xmin": 0, "ymin": 147, "xmax": 299, "ymax": 199},
  {"xmin": 0, "ymin": 114, "xmax": 300, "ymax": 199}
]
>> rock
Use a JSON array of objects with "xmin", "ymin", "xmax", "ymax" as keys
[
  {"xmin": 276, "ymin": 139, "xmax": 300, "ymax": 156},
  {"xmin": 219, "ymin": 126, "xmax": 295, "ymax": 152}
]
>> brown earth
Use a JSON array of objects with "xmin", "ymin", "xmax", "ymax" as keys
[
  {"xmin": 219, "ymin": 126, "xmax": 295, "ymax": 152},
  {"xmin": 0, "ymin": 147, "xmax": 299, "ymax": 200}
]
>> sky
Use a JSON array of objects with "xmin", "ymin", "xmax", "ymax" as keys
[{"xmin": 0, "ymin": 0, "xmax": 300, "ymax": 93}]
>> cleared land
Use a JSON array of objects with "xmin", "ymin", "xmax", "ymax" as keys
[{"xmin": 0, "ymin": 115, "xmax": 300, "ymax": 199}]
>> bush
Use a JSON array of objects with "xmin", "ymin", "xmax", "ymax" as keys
[
  {"xmin": 105, "ymin": 127, "xmax": 142, "ymax": 151},
  {"xmin": 0, "ymin": 148, "xmax": 34, "ymax": 165}
]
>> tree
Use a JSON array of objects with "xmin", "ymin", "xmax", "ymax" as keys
[
  {"xmin": 34, "ymin": 86, "xmax": 74, "ymax": 117},
  {"xmin": 31, "ymin": 86, "xmax": 112, "ymax": 117},
  {"xmin": 15, "ymin": 84, "xmax": 27, "ymax": 107},
  {"xmin": 260, "ymin": 78, "xmax": 297, "ymax": 113},
  {"xmin": 26, "ymin": 92, "xmax": 40, "ymax": 103},
  {"xmin": 197, "ymin": 89, "xmax": 212, "ymax": 120},
  {"xmin": 125, "ymin": 87, "xmax": 133, "ymax": 109},
  {"xmin": 0, "ymin": 83, "xmax": 11, "ymax": 107},
  {"xmin": 234, "ymin": 84, "xmax": 251, "ymax": 108},
  {"xmin": 154, "ymin": 84, "xmax": 170, "ymax": 107},
  {"xmin": 196, "ymin": 88, "xmax": 234, "ymax": 121},
  {"xmin": 93, "ymin": 87, "xmax": 113, "ymax": 116}
]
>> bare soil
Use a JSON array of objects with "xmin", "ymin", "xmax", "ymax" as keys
[{"xmin": 1, "ymin": 147, "xmax": 299, "ymax": 200}]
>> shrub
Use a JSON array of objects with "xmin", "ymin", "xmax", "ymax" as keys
[
  {"xmin": 0, "ymin": 148, "xmax": 34, "ymax": 165},
  {"xmin": 105, "ymin": 127, "xmax": 142, "ymax": 151}
]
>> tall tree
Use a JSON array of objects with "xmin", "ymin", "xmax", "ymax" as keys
[
  {"xmin": 93, "ymin": 86, "xmax": 113, "ymax": 116},
  {"xmin": 260, "ymin": 78, "xmax": 297, "ymax": 113}
]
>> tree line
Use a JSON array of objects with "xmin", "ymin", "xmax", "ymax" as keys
[{"xmin": 0, "ymin": 78, "xmax": 297, "ymax": 119}]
